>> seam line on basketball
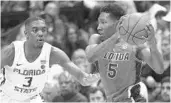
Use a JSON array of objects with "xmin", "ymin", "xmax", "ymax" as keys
[
  {"xmin": 127, "ymin": 15, "xmax": 144, "ymax": 42},
  {"xmin": 131, "ymin": 29, "xmax": 146, "ymax": 39}
]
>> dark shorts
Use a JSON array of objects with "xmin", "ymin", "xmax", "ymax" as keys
[{"xmin": 107, "ymin": 82, "xmax": 148, "ymax": 102}]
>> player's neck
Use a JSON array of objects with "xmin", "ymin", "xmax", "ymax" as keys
[{"xmin": 25, "ymin": 41, "xmax": 43, "ymax": 50}]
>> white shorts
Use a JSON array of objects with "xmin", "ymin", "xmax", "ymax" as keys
[{"xmin": 0, "ymin": 90, "xmax": 44, "ymax": 103}]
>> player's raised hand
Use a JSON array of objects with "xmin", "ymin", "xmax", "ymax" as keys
[
  {"xmin": 144, "ymin": 22, "xmax": 155, "ymax": 41},
  {"xmin": 116, "ymin": 15, "xmax": 127, "ymax": 32},
  {"xmin": 144, "ymin": 22, "xmax": 157, "ymax": 50}
]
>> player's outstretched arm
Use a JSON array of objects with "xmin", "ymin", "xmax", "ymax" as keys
[
  {"xmin": 141, "ymin": 23, "xmax": 164, "ymax": 74},
  {"xmin": 86, "ymin": 33, "xmax": 119, "ymax": 63},
  {"xmin": 0, "ymin": 43, "xmax": 14, "ymax": 85},
  {"xmin": 50, "ymin": 47, "xmax": 100, "ymax": 86},
  {"xmin": 1, "ymin": 43, "xmax": 15, "ymax": 69}
]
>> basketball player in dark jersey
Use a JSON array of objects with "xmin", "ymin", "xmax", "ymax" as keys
[{"xmin": 86, "ymin": 3, "xmax": 164, "ymax": 102}]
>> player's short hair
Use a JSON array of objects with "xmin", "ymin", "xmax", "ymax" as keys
[
  {"xmin": 24, "ymin": 16, "xmax": 46, "ymax": 27},
  {"xmin": 100, "ymin": 2, "xmax": 126, "ymax": 20}
]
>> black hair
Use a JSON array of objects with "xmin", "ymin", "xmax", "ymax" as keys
[
  {"xmin": 24, "ymin": 16, "xmax": 45, "ymax": 27},
  {"xmin": 100, "ymin": 2, "xmax": 126, "ymax": 20}
]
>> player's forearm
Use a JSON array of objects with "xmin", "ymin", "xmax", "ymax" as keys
[
  {"xmin": 149, "ymin": 46, "xmax": 164, "ymax": 74},
  {"xmin": 87, "ymin": 32, "xmax": 119, "ymax": 62}
]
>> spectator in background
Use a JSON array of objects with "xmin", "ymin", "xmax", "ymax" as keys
[
  {"xmin": 71, "ymin": 49, "xmax": 91, "ymax": 73},
  {"xmin": 63, "ymin": 23, "xmax": 88, "ymax": 58},
  {"xmin": 87, "ymin": 87, "xmax": 106, "ymax": 102},
  {"xmin": 29, "ymin": 1, "xmax": 44, "ymax": 17},
  {"xmin": 40, "ymin": 13, "xmax": 56, "ymax": 45},
  {"xmin": 52, "ymin": 71, "xmax": 88, "ymax": 102},
  {"xmin": 29, "ymin": 6, "xmax": 43, "ymax": 17},
  {"xmin": 147, "ymin": 76, "xmax": 162, "ymax": 102},
  {"xmin": 41, "ymin": 64, "xmax": 64, "ymax": 102},
  {"xmin": 41, "ymin": 81, "xmax": 60, "ymax": 102},
  {"xmin": 118, "ymin": 0, "xmax": 137, "ymax": 14},
  {"xmin": 44, "ymin": 1, "xmax": 66, "ymax": 48},
  {"xmin": 71, "ymin": 49, "xmax": 94, "ymax": 98},
  {"xmin": 149, "ymin": 76, "xmax": 171, "ymax": 102},
  {"xmin": 160, "ymin": 76, "xmax": 170, "ymax": 102},
  {"xmin": 1, "ymin": 1, "xmax": 29, "ymax": 12}
]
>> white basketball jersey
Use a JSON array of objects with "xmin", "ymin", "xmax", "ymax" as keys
[{"xmin": 1, "ymin": 41, "xmax": 51, "ymax": 101}]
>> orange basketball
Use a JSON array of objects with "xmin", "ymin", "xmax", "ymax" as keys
[{"xmin": 118, "ymin": 13, "xmax": 150, "ymax": 45}]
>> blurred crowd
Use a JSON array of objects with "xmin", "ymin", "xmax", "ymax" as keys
[{"xmin": 1, "ymin": 0, "xmax": 170, "ymax": 102}]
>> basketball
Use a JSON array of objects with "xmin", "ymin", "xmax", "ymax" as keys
[{"xmin": 118, "ymin": 13, "xmax": 150, "ymax": 45}]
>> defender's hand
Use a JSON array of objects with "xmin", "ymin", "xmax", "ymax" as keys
[{"xmin": 83, "ymin": 73, "xmax": 100, "ymax": 86}]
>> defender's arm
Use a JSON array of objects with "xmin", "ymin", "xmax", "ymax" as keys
[
  {"xmin": 1, "ymin": 43, "xmax": 15, "ymax": 69},
  {"xmin": 50, "ymin": 47, "xmax": 100, "ymax": 86}
]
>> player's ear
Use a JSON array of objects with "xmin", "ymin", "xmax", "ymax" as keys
[
  {"xmin": 24, "ymin": 31, "xmax": 28, "ymax": 37},
  {"xmin": 24, "ymin": 31, "xmax": 29, "ymax": 39}
]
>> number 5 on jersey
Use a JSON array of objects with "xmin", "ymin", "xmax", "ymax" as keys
[{"xmin": 107, "ymin": 63, "xmax": 118, "ymax": 79}]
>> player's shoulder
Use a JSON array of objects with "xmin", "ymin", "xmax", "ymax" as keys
[
  {"xmin": 51, "ymin": 46, "xmax": 60, "ymax": 52},
  {"xmin": 89, "ymin": 34, "xmax": 101, "ymax": 44},
  {"xmin": 12, "ymin": 40, "xmax": 24, "ymax": 44},
  {"xmin": 12, "ymin": 40, "xmax": 25, "ymax": 48},
  {"xmin": 90, "ymin": 34, "xmax": 101, "ymax": 40},
  {"xmin": 50, "ymin": 46, "xmax": 66, "ymax": 57},
  {"xmin": 90, "ymin": 34, "xmax": 101, "ymax": 38}
]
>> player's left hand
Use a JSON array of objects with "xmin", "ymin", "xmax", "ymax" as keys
[
  {"xmin": 144, "ymin": 22, "xmax": 157, "ymax": 49},
  {"xmin": 144, "ymin": 22, "xmax": 155, "ymax": 41}
]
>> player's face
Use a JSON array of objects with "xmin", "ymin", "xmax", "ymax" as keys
[
  {"xmin": 161, "ymin": 82, "xmax": 170, "ymax": 101},
  {"xmin": 97, "ymin": 12, "xmax": 118, "ymax": 40},
  {"xmin": 26, "ymin": 20, "xmax": 47, "ymax": 47}
]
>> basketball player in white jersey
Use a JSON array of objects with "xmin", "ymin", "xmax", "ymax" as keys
[
  {"xmin": 86, "ymin": 3, "xmax": 164, "ymax": 102},
  {"xmin": 0, "ymin": 16, "xmax": 100, "ymax": 103}
]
